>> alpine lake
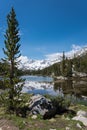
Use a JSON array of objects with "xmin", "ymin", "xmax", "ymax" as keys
[
  {"xmin": 21, "ymin": 75, "xmax": 87, "ymax": 104},
  {"xmin": 0, "ymin": 75, "xmax": 87, "ymax": 104}
]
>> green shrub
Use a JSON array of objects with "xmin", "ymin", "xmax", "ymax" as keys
[{"xmin": 51, "ymin": 96, "xmax": 71, "ymax": 114}]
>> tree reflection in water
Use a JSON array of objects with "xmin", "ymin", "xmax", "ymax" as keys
[{"xmin": 54, "ymin": 79, "xmax": 87, "ymax": 98}]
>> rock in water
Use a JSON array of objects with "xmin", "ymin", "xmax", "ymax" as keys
[{"xmin": 29, "ymin": 94, "xmax": 56, "ymax": 119}]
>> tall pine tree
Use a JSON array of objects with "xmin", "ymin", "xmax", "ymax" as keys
[
  {"xmin": 66, "ymin": 59, "xmax": 72, "ymax": 77},
  {"xmin": 3, "ymin": 8, "xmax": 24, "ymax": 112},
  {"xmin": 61, "ymin": 51, "xmax": 66, "ymax": 76}
]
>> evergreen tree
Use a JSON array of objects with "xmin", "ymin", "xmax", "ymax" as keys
[
  {"xmin": 66, "ymin": 59, "xmax": 72, "ymax": 77},
  {"xmin": 61, "ymin": 51, "xmax": 66, "ymax": 76},
  {"xmin": 3, "ymin": 8, "xmax": 24, "ymax": 112}
]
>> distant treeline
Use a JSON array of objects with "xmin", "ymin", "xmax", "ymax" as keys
[{"xmin": 0, "ymin": 52, "xmax": 87, "ymax": 77}]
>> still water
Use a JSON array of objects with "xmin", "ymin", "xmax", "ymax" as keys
[
  {"xmin": 22, "ymin": 75, "xmax": 53, "ymax": 82},
  {"xmin": 54, "ymin": 80, "xmax": 87, "ymax": 97},
  {"xmin": 23, "ymin": 75, "xmax": 87, "ymax": 99}
]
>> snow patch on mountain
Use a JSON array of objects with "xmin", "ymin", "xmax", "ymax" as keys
[
  {"xmin": 46, "ymin": 44, "xmax": 87, "ymax": 60},
  {"xmin": 18, "ymin": 44, "xmax": 87, "ymax": 70}
]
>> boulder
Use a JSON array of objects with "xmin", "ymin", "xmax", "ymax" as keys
[
  {"xmin": 73, "ymin": 116, "xmax": 87, "ymax": 126},
  {"xmin": 72, "ymin": 110, "xmax": 87, "ymax": 126},
  {"xmin": 77, "ymin": 110, "xmax": 87, "ymax": 117},
  {"xmin": 29, "ymin": 94, "xmax": 56, "ymax": 119}
]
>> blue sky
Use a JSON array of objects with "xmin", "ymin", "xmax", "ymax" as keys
[{"xmin": 0, "ymin": 0, "xmax": 87, "ymax": 59}]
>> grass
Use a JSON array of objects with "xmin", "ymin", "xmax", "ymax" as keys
[
  {"xmin": 0, "ymin": 93, "xmax": 87, "ymax": 130},
  {"xmin": 69, "ymin": 103, "xmax": 87, "ymax": 112},
  {"xmin": 0, "ymin": 105, "xmax": 86, "ymax": 130}
]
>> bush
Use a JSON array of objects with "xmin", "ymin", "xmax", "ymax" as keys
[
  {"xmin": 0, "ymin": 92, "xmax": 30, "ymax": 117},
  {"xmin": 51, "ymin": 96, "xmax": 71, "ymax": 114}
]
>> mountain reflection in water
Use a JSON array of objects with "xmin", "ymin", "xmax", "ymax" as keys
[
  {"xmin": 22, "ymin": 76, "xmax": 87, "ymax": 100},
  {"xmin": 1, "ymin": 75, "xmax": 87, "ymax": 99}
]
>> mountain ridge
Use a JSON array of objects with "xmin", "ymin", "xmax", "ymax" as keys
[{"xmin": 18, "ymin": 45, "xmax": 87, "ymax": 70}]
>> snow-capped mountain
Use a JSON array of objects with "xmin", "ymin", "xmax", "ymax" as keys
[
  {"xmin": 18, "ymin": 45, "xmax": 87, "ymax": 70},
  {"xmin": 18, "ymin": 56, "xmax": 51, "ymax": 70}
]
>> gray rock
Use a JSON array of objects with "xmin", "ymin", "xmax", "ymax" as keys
[
  {"xmin": 72, "ymin": 110, "xmax": 87, "ymax": 127},
  {"xmin": 49, "ymin": 118, "xmax": 56, "ymax": 122},
  {"xmin": 76, "ymin": 123, "xmax": 82, "ymax": 129},
  {"xmin": 72, "ymin": 116, "xmax": 87, "ymax": 126},
  {"xmin": 31, "ymin": 115, "xmax": 37, "ymax": 119},
  {"xmin": 65, "ymin": 127, "xmax": 70, "ymax": 130},
  {"xmin": 29, "ymin": 94, "xmax": 56, "ymax": 119},
  {"xmin": 77, "ymin": 110, "xmax": 87, "ymax": 117}
]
